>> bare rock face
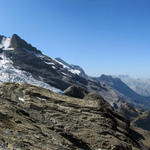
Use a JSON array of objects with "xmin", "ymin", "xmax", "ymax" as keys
[
  {"xmin": 11, "ymin": 34, "xmax": 42, "ymax": 54},
  {"xmin": 0, "ymin": 83, "xmax": 148, "ymax": 150},
  {"xmin": 64, "ymin": 85, "xmax": 89, "ymax": 99}
]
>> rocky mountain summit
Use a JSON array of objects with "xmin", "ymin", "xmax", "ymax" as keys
[
  {"xmin": 0, "ymin": 82, "xmax": 149, "ymax": 150},
  {"xmin": 0, "ymin": 34, "xmax": 89, "ymax": 92}
]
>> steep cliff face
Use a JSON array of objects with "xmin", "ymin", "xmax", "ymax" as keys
[{"xmin": 0, "ymin": 83, "xmax": 149, "ymax": 150}]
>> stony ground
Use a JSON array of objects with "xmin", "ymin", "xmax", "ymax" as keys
[{"xmin": 0, "ymin": 83, "xmax": 149, "ymax": 150}]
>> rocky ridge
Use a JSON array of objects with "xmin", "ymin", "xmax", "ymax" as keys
[{"xmin": 0, "ymin": 83, "xmax": 149, "ymax": 150}]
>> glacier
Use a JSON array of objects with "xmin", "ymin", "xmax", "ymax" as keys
[{"xmin": 0, "ymin": 52, "xmax": 62, "ymax": 93}]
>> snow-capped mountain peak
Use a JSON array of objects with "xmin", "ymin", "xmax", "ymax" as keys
[
  {"xmin": 0, "ymin": 34, "xmax": 88, "ymax": 93},
  {"xmin": 0, "ymin": 34, "xmax": 64, "ymax": 93}
]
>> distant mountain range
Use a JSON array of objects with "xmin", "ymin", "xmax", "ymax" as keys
[
  {"xmin": 94, "ymin": 74, "xmax": 150, "ymax": 109},
  {"xmin": 118, "ymin": 75, "xmax": 150, "ymax": 96}
]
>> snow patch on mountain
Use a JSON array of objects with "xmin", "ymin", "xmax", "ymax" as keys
[
  {"xmin": 44, "ymin": 61, "xmax": 55, "ymax": 65},
  {"xmin": 0, "ymin": 37, "xmax": 14, "ymax": 50},
  {"xmin": 0, "ymin": 52, "xmax": 62, "ymax": 93},
  {"xmin": 54, "ymin": 58, "xmax": 82, "ymax": 75},
  {"xmin": 52, "ymin": 66, "xmax": 56, "ymax": 69},
  {"xmin": 19, "ymin": 97, "xmax": 25, "ymax": 102},
  {"xmin": 70, "ymin": 69, "xmax": 81, "ymax": 75},
  {"xmin": 54, "ymin": 58, "xmax": 69, "ymax": 69}
]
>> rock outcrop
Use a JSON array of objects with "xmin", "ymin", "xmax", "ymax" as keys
[
  {"xmin": 64, "ymin": 85, "xmax": 89, "ymax": 99},
  {"xmin": 0, "ymin": 83, "xmax": 148, "ymax": 150}
]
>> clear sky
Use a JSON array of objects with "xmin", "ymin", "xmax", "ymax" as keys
[{"xmin": 0, "ymin": 0, "xmax": 150, "ymax": 78}]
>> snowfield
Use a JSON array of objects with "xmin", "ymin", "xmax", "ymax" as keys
[
  {"xmin": 0, "ymin": 37, "xmax": 14, "ymax": 50},
  {"xmin": 0, "ymin": 52, "xmax": 62, "ymax": 94}
]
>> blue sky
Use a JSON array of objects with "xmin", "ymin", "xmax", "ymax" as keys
[{"xmin": 0, "ymin": 0, "xmax": 150, "ymax": 78}]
